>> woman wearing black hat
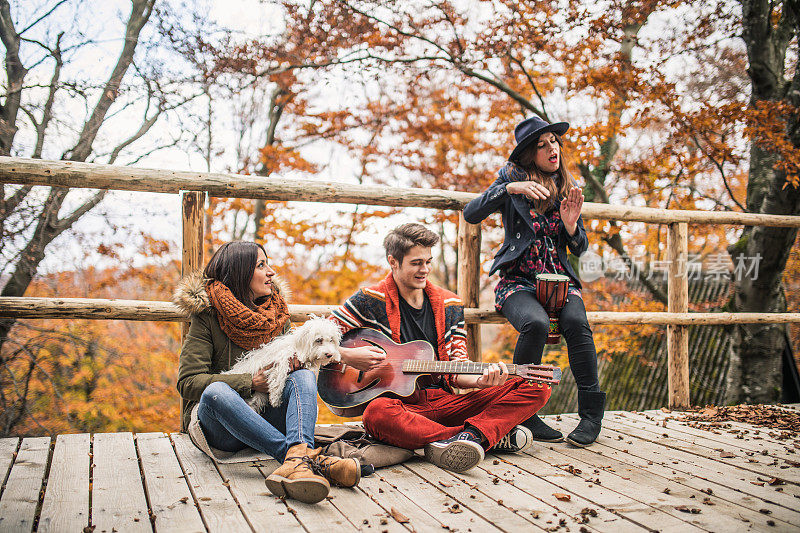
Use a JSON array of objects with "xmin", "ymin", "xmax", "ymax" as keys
[{"xmin": 463, "ymin": 117, "xmax": 605, "ymax": 447}]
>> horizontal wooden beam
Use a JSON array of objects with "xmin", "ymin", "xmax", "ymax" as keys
[
  {"xmin": 0, "ymin": 157, "xmax": 471, "ymax": 210},
  {"xmin": 2, "ymin": 297, "xmax": 800, "ymax": 325},
  {"xmin": 3, "ymin": 157, "xmax": 800, "ymax": 226}
]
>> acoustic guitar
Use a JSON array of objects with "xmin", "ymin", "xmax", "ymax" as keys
[{"xmin": 318, "ymin": 327, "xmax": 561, "ymax": 417}]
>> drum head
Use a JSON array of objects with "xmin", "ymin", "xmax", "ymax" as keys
[{"xmin": 536, "ymin": 273, "xmax": 570, "ymax": 282}]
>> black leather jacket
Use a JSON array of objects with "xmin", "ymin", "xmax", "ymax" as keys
[{"xmin": 463, "ymin": 166, "xmax": 589, "ymax": 289}]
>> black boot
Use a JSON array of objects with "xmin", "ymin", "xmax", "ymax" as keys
[
  {"xmin": 566, "ymin": 390, "xmax": 606, "ymax": 447},
  {"xmin": 522, "ymin": 414, "xmax": 563, "ymax": 442}
]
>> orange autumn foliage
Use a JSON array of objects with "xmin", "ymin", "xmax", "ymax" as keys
[{"xmin": 2, "ymin": 264, "xmax": 182, "ymax": 436}]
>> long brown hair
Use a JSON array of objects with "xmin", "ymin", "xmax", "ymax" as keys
[
  {"xmin": 514, "ymin": 133, "xmax": 577, "ymax": 214},
  {"xmin": 203, "ymin": 241, "xmax": 268, "ymax": 310}
]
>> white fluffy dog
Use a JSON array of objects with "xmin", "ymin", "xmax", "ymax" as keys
[{"xmin": 224, "ymin": 317, "xmax": 342, "ymax": 410}]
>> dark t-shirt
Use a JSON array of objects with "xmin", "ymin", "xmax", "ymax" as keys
[{"xmin": 398, "ymin": 292, "xmax": 443, "ymax": 389}]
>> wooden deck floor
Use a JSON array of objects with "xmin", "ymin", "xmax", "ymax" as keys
[{"xmin": 0, "ymin": 406, "xmax": 798, "ymax": 533}]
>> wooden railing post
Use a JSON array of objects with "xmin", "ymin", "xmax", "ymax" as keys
[
  {"xmin": 181, "ymin": 191, "xmax": 204, "ymax": 337},
  {"xmin": 667, "ymin": 222, "xmax": 690, "ymax": 408},
  {"xmin": 457, "ymin": 214, "xmax": 482, "ymax": 361}
]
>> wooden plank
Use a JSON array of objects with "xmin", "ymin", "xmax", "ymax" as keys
[
  {"xmin": 0, "ymin": 437, "xmax": 20, "ymax": 497},
  {"xmin": 214, "ymin": 460, "xmax": 304, "ymax": 532},
  {"xmin": 625, "ymin": 411, "xmax": 800, "ymax": 460},
  {"xmin": 405, "ymin": 456, "xmax": 587, "ymax": 532},
  {"xmin": 511, "ymin": 448, "xmax": 705, "ymax": 532},
  {"xmin": 7, "ymin": 156, "xmax": 800, "ymax": 226},
  {"xmin": 457, "ymin": 214, "xmax": 482, "ymax": 361},
  {"xmin": 0, "ymin": 437, "xmax": 51, "ymax": 533},
  {"xmin": 38, "ymin": 434, "xmax": 89, "ymax": 533},
  {"xmin": 631, "ymin": 410, "xmax": 800, "ymax": 452},
  {"xmin": 599, "ymin": 413, "xmax": 800, "ymax": 484},
  {"xmin": 564, "ymin": 429, "xmax": 800, "ymax": 529},
  {"xmin": 181, "ymin": 191, "xmax": 204, "ymax": 338},
  {"xmin": 253, "ymin": 462, "xmax": 358, "ymax": 532},
  {"xmin": 170, "ymin": 433, "xmax": 252, "ymax": 532},
  {"xmin": 356, "ymin": 469, "xmax": 447, "ymax": 531},
  {"xmin": 0, "ymin": 156, "xmax": 473, "ymax": 210},
  {"xmin": 480, "ymin": 455, "xmax": 645, "ymax": 532},
  {"xmin": 576, "ymin": 414, "xmax": 800, "ymax": 510},
  {"xmin": 137, "ymin": 433, "xmax": 205, "ymax": 532},
  {"xmin": 667, "ymin": 222, "xmax": 689, "ymax": 409},
  {"xmin": 3, "ymin": 296, "xmax": 800, "ymax": 327},
  {"xmin": 326, "ymin": 482, "xmax": 407, "ymax": 533},
  {"xmin": 550, "ymin": 435, "xmax": 794, "ymax": 531},
  {"xmin": 92, "ymin": 432, "xmax": 150, "ymax": 531},
  {"xmin": 378, "ymin": 460, "xmax": 503, "ymax": 532}
]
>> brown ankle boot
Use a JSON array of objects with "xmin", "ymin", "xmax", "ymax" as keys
[
  {"xmin": 308, "ymin": 448, "xmax": 361, "ymax": 488},
  {"xmin": 265, "ymin": 443, "xmax": 330, "ymax": 503}
]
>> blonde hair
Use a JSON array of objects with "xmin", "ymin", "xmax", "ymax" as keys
[{"xmin": 514, "ymin": 133, "xmax": 577, "ymax": 213}]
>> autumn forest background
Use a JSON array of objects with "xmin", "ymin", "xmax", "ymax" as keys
[{"xmin": 1, "ymin": 0, "xmax": 799, "ymax": 436}]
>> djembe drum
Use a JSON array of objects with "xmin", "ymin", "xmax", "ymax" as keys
[{"xmin": 535, "ymin": 273, "xmax": 570, "ymax": 344}]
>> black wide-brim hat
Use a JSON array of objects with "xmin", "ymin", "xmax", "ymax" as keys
[{"xmin": 509, "ymin": 116, "xmax": 569, "ymax": 163}]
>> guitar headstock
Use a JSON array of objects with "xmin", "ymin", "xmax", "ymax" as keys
[{"xmin": 516, "ymin": 364, "xmax": 562, "ymax": 384}]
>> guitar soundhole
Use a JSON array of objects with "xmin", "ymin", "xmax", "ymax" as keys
[
  {"xmin": 364, "ymin": 339, "xmax": 384, "ymax": 350},
  {"xmin": 350, "ymin": 378, "xmax": 380, "ymax": 395}
]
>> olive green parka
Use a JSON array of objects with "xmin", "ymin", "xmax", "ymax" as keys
[{"xmin": 174, "ymin": 272, "xmax": 290, "ymax": 431}]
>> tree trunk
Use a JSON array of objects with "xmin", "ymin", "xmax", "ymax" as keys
[
  {"xmin": 0, "ymin": 0, "xmax": 154, "ymax": 355},
  {"xmin": 0, "ymin": 0, "xmax": 27, "ymax": 155},
  {"xmin": 727, "ymin": 0, "xmax": 800, "ymax": 404}
]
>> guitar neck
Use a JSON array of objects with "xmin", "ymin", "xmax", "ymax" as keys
[
  {"xmin": 402, "ymin": 360, "xmax": 524, "ymax": 376},
  {"xmin": 401, "ymin": 360, "xmax": 560, "ymax": 384}
]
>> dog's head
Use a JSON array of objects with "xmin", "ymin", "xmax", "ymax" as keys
[{"xmin": 293, "ymin": 317, "xmax": 343, "ymax": 366}]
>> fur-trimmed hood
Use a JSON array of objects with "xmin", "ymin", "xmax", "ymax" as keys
[{"xmin": 173, "ymin": 270, "xmax": 291, "ymax": 316}]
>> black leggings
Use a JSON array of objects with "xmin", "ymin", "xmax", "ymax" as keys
[{"xmin": 501, "ymin": 290, "xmax": 600, "ymax": 392}]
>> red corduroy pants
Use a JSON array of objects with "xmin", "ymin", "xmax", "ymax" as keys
[{"xmin": 362, "ymin": 377, "xmax": 551, "ymax": 450}]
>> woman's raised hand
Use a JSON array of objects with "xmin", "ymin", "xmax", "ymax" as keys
[
  {"xmin": 560, "ymin": 187, "xmax": 583, "ymax": 235},
  {"xmin": 506, "ymin": 180, "xmax": 550, "ymax": 200}
]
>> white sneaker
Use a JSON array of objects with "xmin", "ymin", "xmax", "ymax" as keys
[
  {"xmin": 424, "ymin": 431, "xmax": 485, "ymax": 472},
  {"xmin": 491, "ymin": 425, "xmax": 533, "ymax": 453}
]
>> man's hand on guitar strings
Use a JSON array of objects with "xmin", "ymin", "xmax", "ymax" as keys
[
  {"xmin": 476, "ymin": 361, "xmax": 509, "ymax": 388},
  {"xmin": 453, "ymin": 361, "xmax": 509, "ymax": 389},
  {"xmin": 339, "ymin": 345, "xmax": 386, "ymax": 371}
]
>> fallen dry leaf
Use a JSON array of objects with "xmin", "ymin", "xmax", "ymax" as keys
[
  {"xmin": 720, "ymin": 451, "xmax": 736, "ymax": 458},
  {"xmin": 553, "ymin": 493, "xmax": 571, "ymax": 502},
  {"xmin": 390, "ymin": 507, "xmax": 409, "ymax": 523},
  {"xmin": 675, "ymin": 505, "xmax": 702, "ymax": 514}
]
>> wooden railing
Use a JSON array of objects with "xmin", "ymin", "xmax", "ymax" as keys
[{"xmin": 3, "ymin": 156, "xmax": 800, "ymax": 409}]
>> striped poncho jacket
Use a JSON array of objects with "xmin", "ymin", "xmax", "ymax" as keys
[{"xmin": 330, "ymin": 272, "xmax": 469, "ymax": 390}]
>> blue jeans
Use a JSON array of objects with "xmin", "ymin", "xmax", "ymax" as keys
[{"xmin": 196, "ymin": 369, "xmax": 318, "ymax": 462}]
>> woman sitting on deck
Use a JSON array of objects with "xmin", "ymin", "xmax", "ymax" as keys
[
  {"xmin": 464, "ymin": 117, "xmax": 606, "ymax": 447},
  {"xmin": 174, "ymin": 240, "xmax": 358, "ymax": 504}
]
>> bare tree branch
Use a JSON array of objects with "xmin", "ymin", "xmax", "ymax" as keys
[
  {"xmin": 0, "ymin": 0, "xmax": 29, "ymax": 155},
  {"xmin": 18, "ymin": 0, "xmax": 70, "ymax": 35},
  {"xmin": 65, "ymin": 0, "xmax": 156, "ymax": 162},
  {"xmin": 56, "ymin": 190, "xmax": 107, "ymax": 231},
  {"xmin": 689, "ymin": 134, "xmax": 747, "ymax": 211}
]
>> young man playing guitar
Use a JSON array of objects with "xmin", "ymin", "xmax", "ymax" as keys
[{"xmin": 330, "ymin": 223, "xmax": 553, "ymax": 473}]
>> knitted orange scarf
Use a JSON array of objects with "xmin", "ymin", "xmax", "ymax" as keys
[{"xmin": 206, "ymin": 280, "xmax": 289, "ymax": 350}]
